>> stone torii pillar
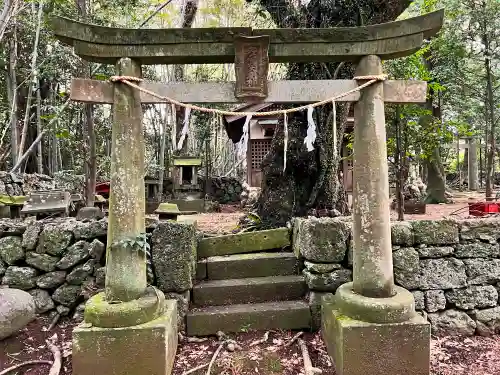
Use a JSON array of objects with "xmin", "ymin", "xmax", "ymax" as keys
[
  {"xmin": 71, "ymin": 58, "xmax": 178, "ymax": 375},
  {"xmin": 322, "ymin": 55, "xmax": 431, "ymax": 375}
]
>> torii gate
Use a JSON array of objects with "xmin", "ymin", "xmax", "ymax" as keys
[{"xmin": 51, "ymin": 9, "xmax": 443, "ymax": 375}]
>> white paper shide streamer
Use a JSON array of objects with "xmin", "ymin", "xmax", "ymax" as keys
[
  {"xmin": 304, "ymin": 106, "xmax": 317, "ymax": 152},
  {"xmin": 171, "ymin": 104, "xmax": 177, "ymax": 151},
  {"xmin": 238, "ymin": 114, "xmax": 252, "ymax": 159},
  {"xmin": 283, "ymin": 113, "xmax": 288, "ymax": 172},
  {"xmin": 177, "ymin": 107, "xmax": 191, "ymax": 150},
  {"xmin": 332, "ymin": 100, "xmax": 337, "ymax": 154}
]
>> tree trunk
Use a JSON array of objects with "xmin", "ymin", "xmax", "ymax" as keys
[
  {"xmin": 173, "ymin": 0, "xmax": 199, "ymax": 155},
  {"xmin": 394, "ymin": 106, "xmax": 404, "ymax": 221},
  {"xmin": 50, "ymin": 133, "xmax": 58, "ymax": 175},
  {"xmin": 6, "ymin": 23, "xmax": 18, "ymax": 167},
  {"xmin": 76, "ymin": 0, "xmax": 96, "ymax": 206},
  {"xmin": 83, "ymin": 103, "xmax": 96, "ymax": 205},
  {"xmin": 36, "ymin": 75, "xmax": 43, "ymax": 174},
  {"xmin": 421, "ymin": 53, "xmax": 447, "ymax": 203},
  {"xmin": 468, "ymin": 137, "xmax": 478, "ymax": 191},
  {"xmin": 17, "ymin": 1, "xmax": 44, "ymax": 164},
  {"xmin": 425, "ymin": 148, "xmax": 447, "ymax": 203},
  {"xmin": 157, "ymin": 106, "xmax": 169, "ymax": 201},
  {"xmin": 484, "ymin": 35, "xmax": 496, "ymax": 199},
  {"xmin": 252, "ymin": 0, "xmax": 411, "ymax": 227},
  {"xmin": 0, "ymin": 0, "xmax": 18, "ymax": 42}
]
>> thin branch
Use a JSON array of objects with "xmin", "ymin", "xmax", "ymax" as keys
[
  {"xmin": 46, "ymin": 337, "xmax": 62, "ymax": 375},
  {"xmin": 205, "ymin": 342, "xmax": 224, "ymax": 375},
  {"xmin": 139, "ymin": 0, "xmax": 175, "ymax": 27},
  {"xmin": 17, "ymin": 0, "xmax": 44, "ymax": 161},
  {"xmin": 0, "ymin": 361, "xmax": 52, "ymax": 375}
]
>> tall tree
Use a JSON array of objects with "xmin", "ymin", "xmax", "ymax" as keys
[
  {"xmin": 76, "ymin": 0, "xmax": 97, "ymax": 206},
  {"xmin": 0, "ymin": 0, "xmax": 20, "ymax": 42},
  {"xmin": 249, "ymin": 0, "xmax": 412, "ymax": 227}
]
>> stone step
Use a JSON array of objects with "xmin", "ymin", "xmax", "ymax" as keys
[
  {"xmin": 186, "ymin": 300, "xmax": 311, "ymax": 336},
  {"xmin": 198, "ymin": 228, "xmax": 290, "ymax": 258},
  {"xmin": 200, "ymin": 252, "xmax": 298, "ymax": 280},
  {"xmin": 192, "ymin": 275, "xmax": 306, "ymax": 307}
]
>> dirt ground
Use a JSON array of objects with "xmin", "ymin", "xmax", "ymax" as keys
[
  {"xmin": 191, "ymin": 192, "xmax": 487, "ymax": 235},
  {"xmin": 1, "ymin": 316, "xmax": 500, "ymax": 375}
]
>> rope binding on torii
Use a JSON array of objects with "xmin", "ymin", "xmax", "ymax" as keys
[
  {"xmin": 109, "ymin": 74, "xmax": 388, "ymax": 117},
  {"xmin": 108, "ymin": 74, "xmax": 388, "ymax": 171}
]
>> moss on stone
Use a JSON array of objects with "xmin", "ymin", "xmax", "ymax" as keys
[
  {"xmin": 84, "ymin": 289, "xmax": 165, "ymax": 328},
  {"xmin": 73, "ymin": 301, "xmax": 178, "ymax": 375},
  {"xmin": 198, "ymin": 228, "xmax": 290, "ymax": 258}
]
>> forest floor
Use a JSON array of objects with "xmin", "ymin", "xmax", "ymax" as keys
[
  {"xmin": 2, "ymin": 191, "xmax": 500, "ymax": 375},
  {"xmin": 1, "ymin": 316, "xmax": 500, "ymax": 375}
]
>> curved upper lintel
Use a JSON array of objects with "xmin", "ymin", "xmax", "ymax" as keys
[{"xmin": 50, "ymin": 9, "xmax": 444, "ymax": 65}]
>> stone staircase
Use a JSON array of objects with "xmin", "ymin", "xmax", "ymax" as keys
[{"xmin": 186, "ymin": 228, "xmax": 311, "ymax": 336}]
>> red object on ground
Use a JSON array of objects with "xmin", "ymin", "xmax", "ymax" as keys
[
  {"xmin": 95, "ymin": 182, "xmax": 110, "ymax": 198},
  {"xmin": 468, "ymin": 201, "xmax": 500, "ymax": 217}
]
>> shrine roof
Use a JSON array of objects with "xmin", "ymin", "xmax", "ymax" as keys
[{"xmin": 173, "ymin": 157, "xmax": 202, "ymax": 166}]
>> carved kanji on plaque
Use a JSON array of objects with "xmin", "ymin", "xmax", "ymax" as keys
[{"xmin": 234, "ymin": 35, "xmax": 270, "ymax": 103}]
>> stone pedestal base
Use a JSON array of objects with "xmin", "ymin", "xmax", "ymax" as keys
[
  {"xmin": 322, "ymin": 283, "xmax": 430, "ymax": 375},
  {"xmin": 72, "ymin": 300, "xmax": 178, "ymax": 375}
]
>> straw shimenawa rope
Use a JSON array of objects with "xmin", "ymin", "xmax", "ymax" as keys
[{"xmin": 108, "ymin": 74, "xmax": 387, "ymax": 117}]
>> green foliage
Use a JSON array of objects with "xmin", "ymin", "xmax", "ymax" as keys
[{"xmin": 113, "ymin": 233, "xmax": 150, "ymax": 255}]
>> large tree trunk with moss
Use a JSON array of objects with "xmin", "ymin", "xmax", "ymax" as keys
[
  {"xmin": 425, "ymin": 149, "xmax": 447, "ymax": 203},
  {"xmin": 252, "ymin": 0, "xmax": 412, "ymax": 227}
]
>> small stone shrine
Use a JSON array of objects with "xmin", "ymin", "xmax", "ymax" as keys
[{"xmin": 170, "ymin": 156, "xmax": 205, "ymax": 212}]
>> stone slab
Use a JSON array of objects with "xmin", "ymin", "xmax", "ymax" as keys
[
  {"xmin": 322, "ymin": 306, "xmax": 430, "ymax": 375},
  {"xmin": 70, "ymin": 79, "xmax": 427, "ymax": 104},
  {"xmin": 21, "ymin": 191, "xmax": 71, "ymax": 216},
  {"xmin": 192, "ymin": 275, "xmax": 306, "ymax": 307},
  {"xmin": 196, "ymin": 259, "xmax": 207, "ymax": 280},
  {"xmin": 198, "ymin": 228, "xmax": 290, "ymax": 258},
  {"xmin": 151, "ymin": 221, "xmax": 197, "ymax": 293},
  {"xmin": 72, "ymin": 301, "xmax": 177, "ymax": 375},
  {"xmin": 206, "ymin": 252, "xmax": 298, "ymax": 280},
  {"xmin": 187, "ymin": 300, "xmax": 311, "ymax": 336}
]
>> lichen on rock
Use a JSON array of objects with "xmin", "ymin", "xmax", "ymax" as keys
[
  {"xmin": 412, "ymin": 220, "xmax": 459, "ymax": 245},
  {"xmin": 56, "ymin": 240, "xmax": 90, "ymax": 270},
  {"xmin": 37, "ymin": 222, "xmax": 74, "ymax": 256},
  {"xmin": 445, "ymin": 286, "xmax": 498, "ymax": 310},
  {"xmin": 151, "ymin": 221, "xmax": 197, "ymax": 293},
  {"xmin": 293, "ymin": 217, "xmax": 350, "ymax": 263},
  {"xmin": 2, "ymin": 266, "xmax": 38, "ymax": 290},
  {"xmin": 427, "ymin": 309, "xmax": 476, "ymax": 336},
  {"xmin": 0, "ymin": 236, "xmax": 24, "ymax": 265}
]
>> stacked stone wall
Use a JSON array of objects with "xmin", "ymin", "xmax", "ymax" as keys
[
  {"xmin": 0, "ymin": 218, "xmax": 109, "ymax": 319},
  {"xmin": 293, "ymin": 217, "xmax": 500, "ymax": 336},
  {"xmin": 0, "ymin": 217, "xmax": 197, "ymax": 327},
  {"xmin": 203, "ymin": 176, "xmax": 242, "ymax": 204}
]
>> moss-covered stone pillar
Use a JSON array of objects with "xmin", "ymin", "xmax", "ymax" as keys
[
  {"xmin": 322, "ymin": 55, "xmax": 429, "ymax": 375},
  {"xmin": 105, "ymin": 57, "xmax": 147, "ymax": 302},
  {"xmin": 352, "ymin": 55, "xmax": 394, "ymax": 298}
]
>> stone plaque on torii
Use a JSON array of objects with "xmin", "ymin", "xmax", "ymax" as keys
[{"xmin": 51, "ymin": 9, "xmax": 444, "ymax": 375}]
